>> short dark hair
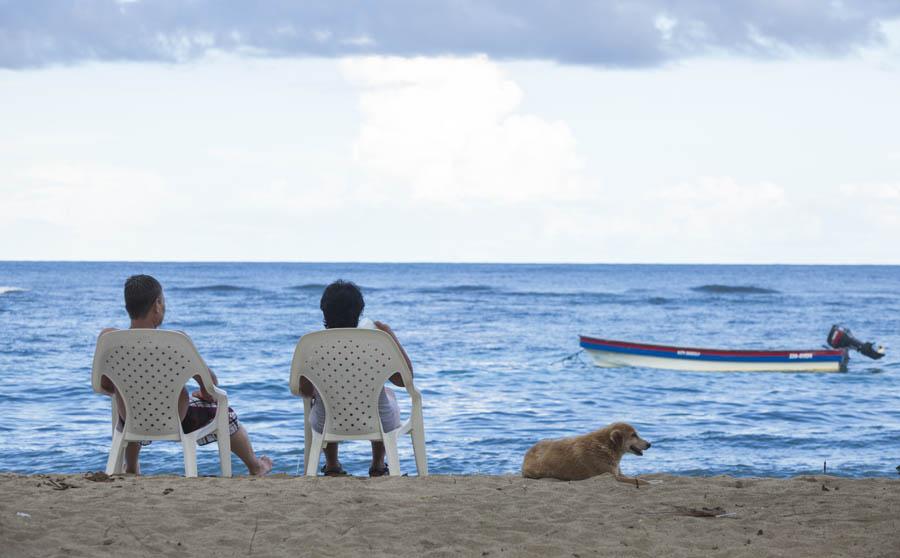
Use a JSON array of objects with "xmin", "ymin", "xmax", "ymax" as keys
[
  {"xmin": 124, "ymin": 274, "xmax": 162, "ymax": 319},
  {"xmin": 320, "ymin": 280, "xmax": 364, "ymax": 329}
]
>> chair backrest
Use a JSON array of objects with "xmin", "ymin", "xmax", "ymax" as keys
[
  {"xmin": 290, "ymin": 328, "xmax": 412, "ymax": 436},
  {"xmin": 92, "ymin": 329, "xmax": 212, "ymax": 439}
]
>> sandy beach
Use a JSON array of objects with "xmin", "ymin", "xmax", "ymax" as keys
[{"xmin": 1, "ymin": 473, "xmax": 897, "ymax": 557}]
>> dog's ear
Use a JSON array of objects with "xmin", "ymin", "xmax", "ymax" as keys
[{"xmin": 610, "ymin": 429, "xmax": 624, "ymax": 450}]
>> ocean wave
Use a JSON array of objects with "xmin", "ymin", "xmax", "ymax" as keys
[
  {"xmin": 411, "ymin": 286, "xmax": 623, "ymax": 300},
  {"xmin": 0, "ymin": 286, "xmax": 27, "ymax": 296},
  {"xmin": 288, "ymin": 283, "xmax": 379, "ymax": 293},
  {"xmin": 436, "ymin": 368, "xmax": 478, "ymax": 377},
  {"xmin": 164, "ymin": 320, "xmax": 228, "ymax": 328},
  {"xmin": 287, "ymin": 283, "xmax": 329, "ymax": 292},
  {"xmin": 691, "ymin": 284, "xmax": 780, "ymax": 295},
  {"xmin": 506, "ymin": 289, "xmax": 618, "ymax": 299},
  {"xmin": 170, "ymin": 285, "xmax": 258, "ymax": 293},
  {"xmin": 413, "ymin": 285, "xmax": 498, "ymax": 294}
]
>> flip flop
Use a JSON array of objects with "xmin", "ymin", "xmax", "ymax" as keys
[
  {"xmin": 321, "ymin": 464, "xmax": 351, "ymax": 477},
  {"xmin": 369, "ymin": 463, "xmax": 389, "ymax": 477}
]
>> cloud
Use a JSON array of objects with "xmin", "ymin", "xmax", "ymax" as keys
[
  {"xmin": 538, "ymin": 176, "xmax": 832, "ymax": 262},
  {"xmin": 841, "ymin": 182, "xmax": 900, "ymax": 201},
  {"xmin": 648, "ymin": 177, "xmax": 787, "ymax": 237},
  {"xmin": 0, "ymin": 156, "xmax": 351, "ymax": 260},
  {"xmin": 0, "ymin": 162, "xmax": 171, "ymax": 228},
  {"xmin": 3, "ymin": 1, "xmax": 900, "ymax": 69},
  {"xmin": 342, "ymin": 56, "xmax": 585, "ymax": 204},
  {"xmin": 839, "ymin": 182, "xmax": 900, "ymax": 229}
]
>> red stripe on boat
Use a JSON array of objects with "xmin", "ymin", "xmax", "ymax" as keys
[{"xmin": 579, "ymin": 335, "xmax": 845, "ymax": 358}]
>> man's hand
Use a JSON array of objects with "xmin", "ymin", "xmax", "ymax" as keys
[
  {"xmin": 191, "ymin": 370, "xmax": 219, "ymax": 402},
  {"xmin": 374, "ymin": 321, "xmax": 413, "ymax": 381},
  {"xmin": 192, "ymin": 389, "xmax": 215, "ymax": 402}
]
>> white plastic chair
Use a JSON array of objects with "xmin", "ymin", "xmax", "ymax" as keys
[
  {"xmin": 91, "ymin": 329, "xmax": 232, "ymax": 477},
  {"xmin": 289, "ymin": 328, "xmax": 428, "ymax": 476}
]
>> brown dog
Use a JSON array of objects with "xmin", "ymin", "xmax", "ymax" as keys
[{"xmin": 521, "ymin": 422, "xmax": 651, "ymax": 484}]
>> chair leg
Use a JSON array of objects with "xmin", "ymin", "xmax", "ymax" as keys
[
  {"xmin": 411, "ymin": 423, "xmax": 428, "ymax": 476},
  {"xmin": 303, "ymin": 399, "xmax": 312, "ymax": 476},
  {"xmin": 106, "ymin": 430, "xmax": 126, "ymax": 475},
  {"xmin": 217, "ymin": 431, "xmax": 232, "ymax": 478},
  {"xmin": 304, "ymin": 431, "xmax": 324, "ymax": 476},
  {"xmin": 213, "ymin": 397, "xmax": 232, "ymax": 477},
  {"xmin": 303, "ymin": 436, "xmax": 311, "ymax": 476},
  {"xmin": 114, "ymin": 446, "xmax": 127, "ymax": 475},
  {"xmin": 383, "ymin": 431, "xmax": 401, "ymax": 477},
  {"xmin": 182, "ymin": 439, "xmax": 198, "ymax": 478}
]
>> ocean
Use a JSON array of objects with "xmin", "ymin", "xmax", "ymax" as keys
[{"xmin": 1, "ymin": 262, "xmax": 898, "ymax": 477}]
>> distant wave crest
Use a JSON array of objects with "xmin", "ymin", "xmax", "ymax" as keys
[
  {"xmin": 692, "ymin": 284, "xmax": 780, "ymax": 294},
  {"xmin": 288, "ymin": 283, "xmax": 328, "ymax": 292},
  {"xmin": 288, "ymin": 283, "xmax": 378, "ymax": 293},
  {"xmin": 414, "ymin": 285, "xmax": 498, "ymax": 294},
  {"xmin": 164, "ymin": 320, "xmax": 227, "ymax": 328},
  {"xmin": 171, "ymin": 285, "xmax": 257, "ymax": 293},
  {"xmin": 507, "ymin": 290, "xmax": 620, "ymax": 300},
  {"xmin": 409, "ymin": 286, "xmax": 627, "ymax": 300},
  {"xmin": 0, "ymin": 286, "xmax": 27, "ymax": 296}
]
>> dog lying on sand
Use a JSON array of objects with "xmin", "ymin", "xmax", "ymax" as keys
[{"xmin": 522, "ymin": 422, "xmax": 651, "ymax": 484}]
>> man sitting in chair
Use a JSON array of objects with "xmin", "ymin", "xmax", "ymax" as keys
[
  {"xmin": 299, "ymin": 280, "xmax": 413, "ymax": 477},
  {"xmin": 98, "ymin": 274, "xmax": 272, "ymax": 476}
]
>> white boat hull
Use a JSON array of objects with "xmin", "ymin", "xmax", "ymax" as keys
[
  {"xmin": 584, "ymin": 347, "xmax": 844, "ymax": 373},
  {"xmin": 579, "ymin": 334, "xmax": 848, "ymax": 373}
]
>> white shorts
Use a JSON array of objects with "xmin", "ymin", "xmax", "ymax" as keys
[{"xmin": 309, "ymin": 386, "xmax": 401, "ymax": 434}]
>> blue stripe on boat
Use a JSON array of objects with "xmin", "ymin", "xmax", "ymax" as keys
[{"xmin": 579, "ymin": 340, "xmax": 845, "ymax": 363}]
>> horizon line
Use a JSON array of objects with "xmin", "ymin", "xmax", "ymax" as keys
[{"xmin": 1, "ymin": 259, "xmax": 899, "ymax": 267}]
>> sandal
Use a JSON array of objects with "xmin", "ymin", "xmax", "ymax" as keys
[
  {"xmin": 369, "ymin": 463, "xmax": 389, "ymax": 477},
  {"xmin": 321, "ymin": 464, "xmax": 351, "ymax": 477}
]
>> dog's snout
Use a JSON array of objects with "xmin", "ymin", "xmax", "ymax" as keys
[{"xmin": 646, "ymin": 442, "xmax": 652, "ymax": 449}]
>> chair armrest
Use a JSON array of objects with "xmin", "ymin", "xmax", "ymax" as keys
[
  {"xmin": 405, "ymin": 382, "xmax": 423, "ymax": 407},
  {"xmin": 406, "ymin": 381, "xmax": 421, "ymax": 397},
  {"xmin": 95, "ymin": 384, "xmax": 114, "ymax": 396},
  {"xmin": 92, "ymin": 371, "xmax": 119, "ymax": 397},
  {"xmin": 208, "ymin": 385, "xmax": 229, "ymax": 404},
  {"xmin": 208, "ymin": 386, "xmax": 230, "ymax": 430},
  {"xmin": 290, "ymin": 374, "xmax": 302, "ymax": 397}
]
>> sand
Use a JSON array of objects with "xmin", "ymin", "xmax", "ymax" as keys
[{"xmin": 1, "ymin": 473, "xmax": 897, "ymax": 557}]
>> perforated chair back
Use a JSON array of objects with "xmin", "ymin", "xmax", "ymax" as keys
[
  {"xmin": 290, "ymin": 328, "xmax": 427, "ymax": 476},
  {"xmin": 92, "ymin": 329, "xmax": 208, "ymax": 439},
  {"xmin": 91, "ymin": 329, "xmax": 231, "ymax": 477},
  {"xmin": 290, "ymin": 328, "xmax": 409, "ymax": 436}
]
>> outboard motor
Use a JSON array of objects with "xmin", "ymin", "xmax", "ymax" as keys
[{"xmin": 827, "ymin": 325, "xmax": 886, "ymax": 360}]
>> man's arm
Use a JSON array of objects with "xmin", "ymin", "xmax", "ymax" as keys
[
  {"xmin": 192, "ymin": 368, "xmax": 219, "ymax": 401},
  {"xmin": 374, "ymin": 321, "xmax": 412, "ymax": 387},
  {"xmin": 299, "ymin": 376, "xmax": 315, "ymax": 398},
  {"xmin": 97, "ymin": 328, "xmax": 118, "ymax": 394}
]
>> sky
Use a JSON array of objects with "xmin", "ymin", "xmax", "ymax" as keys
[{"xmin": 2, "ymin": 1, "xmax": 900, "ymax": 263}]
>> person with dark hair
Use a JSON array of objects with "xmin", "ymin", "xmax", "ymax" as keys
[
  {"xmin": 299, "ymin": 280, "xmax": 414, "ymax": 476},
  {"xmin": 318, "ymin": 280, "xmax": 366, "ymax": 329},
  {"xmin": 98, "ymin": 274, "xmax": 272, "ymax": 476},
  {"xmin": 123, "ymin": 274, "xmax": 163, "ymax": 320}
]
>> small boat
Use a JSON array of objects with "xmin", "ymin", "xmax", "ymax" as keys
[
  {"xmin": 579, "ymin": 325, "xmax": 884, "ymax": 373},
  {"xmin": 579, "ymin": 336, "xmax": 848, "ymax": 373}
]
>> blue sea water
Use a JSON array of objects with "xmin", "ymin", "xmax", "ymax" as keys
[{"xmin": 0, "ymin": 262, "xmax": 898, "ymax": 478}]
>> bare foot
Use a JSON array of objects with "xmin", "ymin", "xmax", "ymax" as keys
[{"xmin": 250, "ymin": 455, "xmax": 272, "ymax": 476}]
